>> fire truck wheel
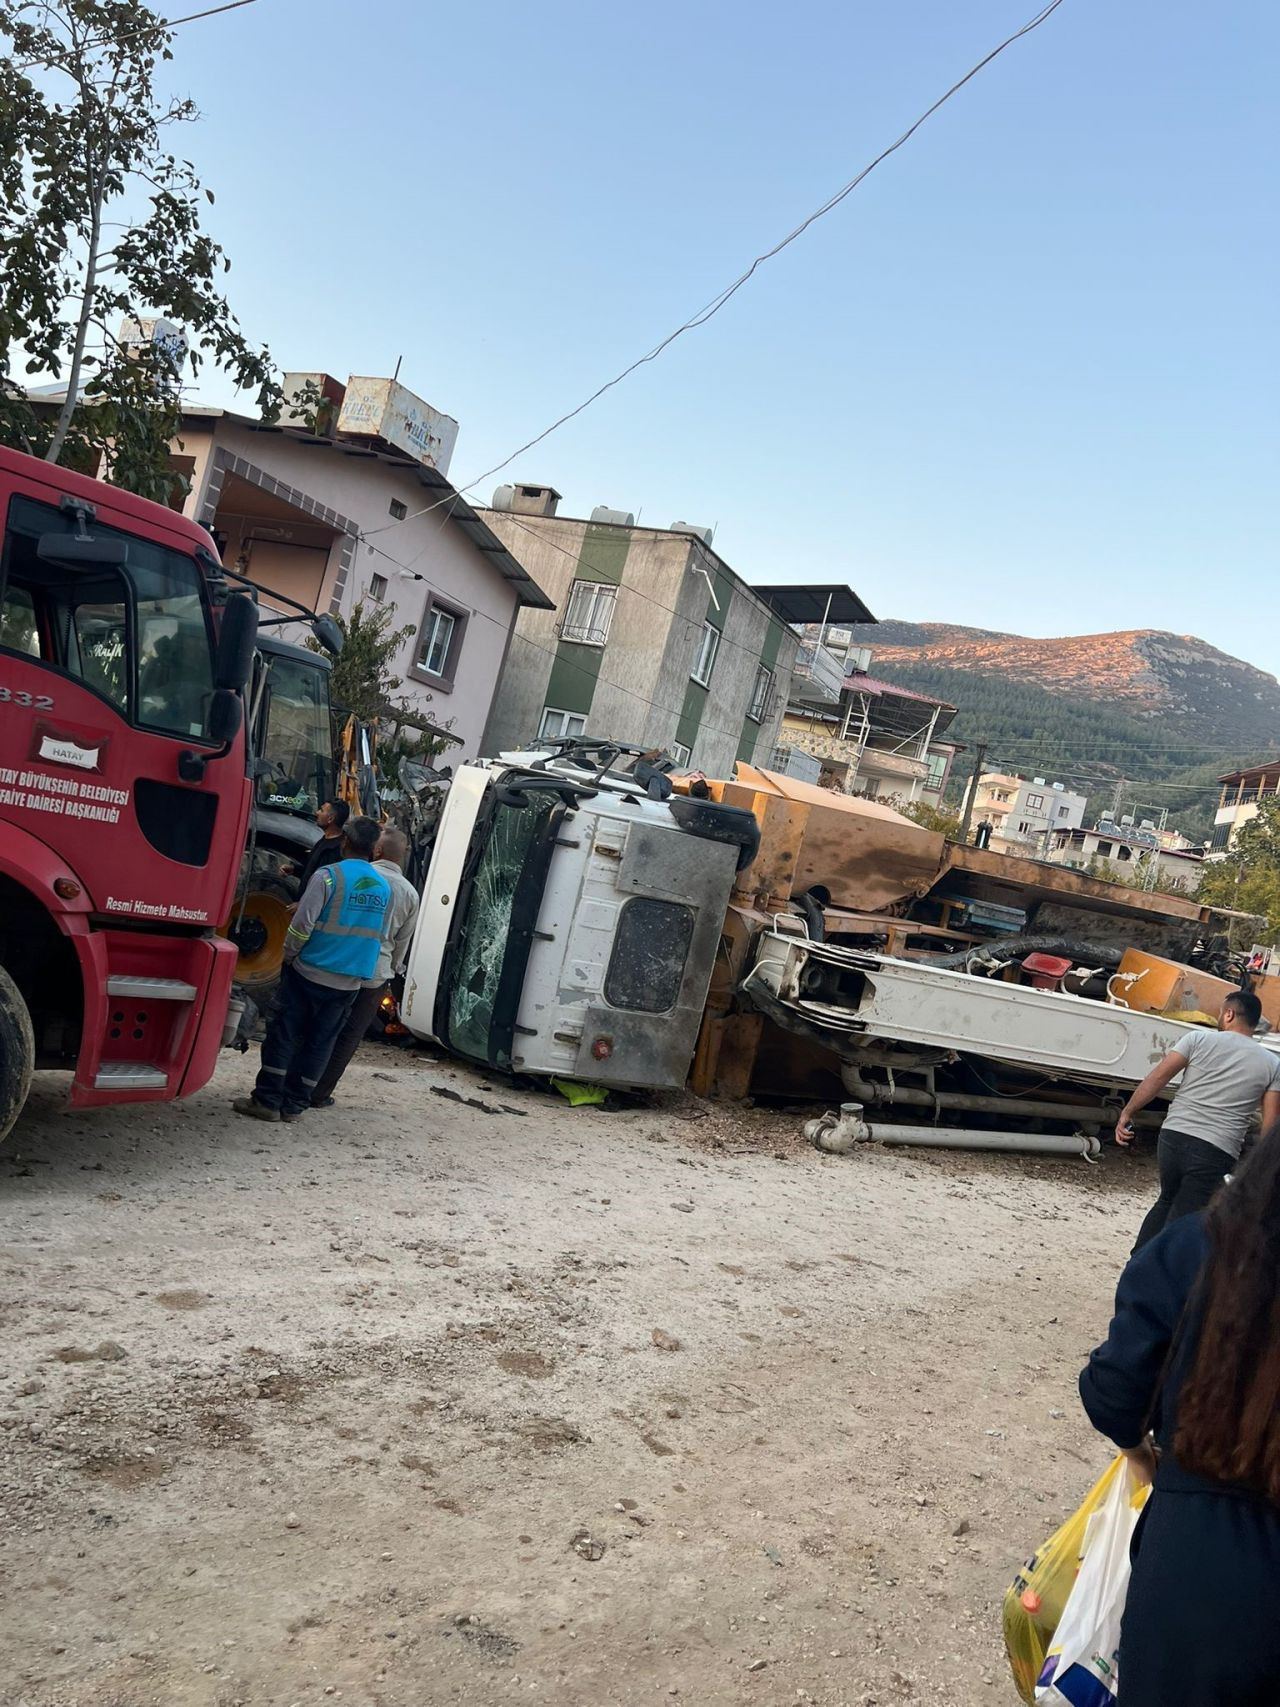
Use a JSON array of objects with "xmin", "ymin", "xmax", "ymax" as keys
[{"xmin": 0, "ymin": 964, "xmax": 35, "ymax": 1144}]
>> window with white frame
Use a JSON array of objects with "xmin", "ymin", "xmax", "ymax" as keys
[
  {"xmin": 417, "ymin": 605, "xmax": 457, "ymax": 678},
  {"xmin": 560, "ymin": 580, "xmax": 617, "ymax": 646},
  {"xmin": 748, "ymin": 664, "xmax": 773, "ymax": 723},
  {"xmin": 691, "ymin": 621, "xmax": 720, "ymax": 686},
  {"xmin": 671, "ymin": 740, "xmax": 692, "ymax": 768},
  {"xmin": 368, "ymin": 572, "xmax": 388, "ymax": 602},
  {"xmin": 539, "ymin": 706, "xmax": 587, "ymax": 743}
]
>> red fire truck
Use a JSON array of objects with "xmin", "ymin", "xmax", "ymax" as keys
[{"xmin": 0, "ymin": 445, "xmax": 258, "ymax": 1141}]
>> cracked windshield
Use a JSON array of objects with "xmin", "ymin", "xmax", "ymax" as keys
[{"xmin": 447, "ymin": 788, "xmax": 560, "ymax": 1065}]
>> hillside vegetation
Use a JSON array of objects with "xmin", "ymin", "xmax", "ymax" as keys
[{"xmin": 863, "ymin": 653, "xmax": 1274, "ymax": 843}]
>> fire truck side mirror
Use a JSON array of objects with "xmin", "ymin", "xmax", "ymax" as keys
[
  {"xmin": 178, "ymin": 688, "xmax": 243, "ymax": 783},
  {"xmin": 207, "ymin": 689, "xmax": 243, "ymax": 746},
  {"xmin": 215, "ymin": 592, "xmax": 258, "ymax": 691}
]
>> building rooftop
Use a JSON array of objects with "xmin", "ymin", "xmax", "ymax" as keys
[
  {"xmin": 186, "ymin": 409, "xmax": 554, "ymax": 610},
  {"xmin": 751, "ymin": 583, "xmax": 876, "ymax": 627},
  {"xmin": 843, "ymin": 672, "xmax": 956, "ymax": 710},
  {"xmin": 20, "ymin": 388, "xmax": 553, "ymax": 611},
  {"xmin": 479, "ymin": 506, "xmax": 868, "ymax": 631},
  {"xmin": 1218, "ymin": 759, "xmax": 1280, "ymax": 786},
  {"xmin": 843, "ymin": 672, "xmax": 958, "ymax": 740}
]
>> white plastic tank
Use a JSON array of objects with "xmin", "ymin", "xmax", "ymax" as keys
[
  {"xmin": 590, "ymin": 505, "xmax": 635, "ymax": 527},
  {"xmin": 671, "ymin": 520, "xmax": 714, "ymax": 547}
]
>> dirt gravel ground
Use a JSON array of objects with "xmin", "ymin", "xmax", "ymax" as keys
[{"xmin": 1, "ymin": 1044, "xmax": 1157, "ymax": 1707}]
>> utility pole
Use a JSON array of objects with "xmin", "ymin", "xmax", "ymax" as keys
[{"xmin": 957, "ymin": 741, "xmax": 988, "ymax": 844}]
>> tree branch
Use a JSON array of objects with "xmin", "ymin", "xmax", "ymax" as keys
[{"xmin": 45, "ymin": 10, "xmax": 105, "ymax": 464}]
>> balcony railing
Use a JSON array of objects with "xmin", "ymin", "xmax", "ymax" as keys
[
  {"xmin": 856, "ymin": 747, "xmax": 927, "ymax": 780},
  {"xmin": 788, "ymin": 640, "xmax": 845, "ymax": 706},
  {"xmin": 770, "ymin": 745, "xmax": 824, "ymax": 784}
]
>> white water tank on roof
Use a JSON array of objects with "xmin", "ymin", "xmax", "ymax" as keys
[
  {"xmin": 590, "ymin": 505, "xmax": 635, "ymax": 527},
  {"xmin": 492, "ymin": 482, "xmax": 561, "ymax": 517},
  {"xmin": 671, "ymin": 520, "xmax": 714, "ymax": 547}
]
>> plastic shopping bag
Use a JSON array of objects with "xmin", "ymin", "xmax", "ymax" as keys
[
  {"xmin": 1003, "ymin": 1457, "xmax": 1127, "ymax": 1703},
  {"xmin": 1035, "ymin": 1457, "xmax": 1150, "ymax": 1705}
]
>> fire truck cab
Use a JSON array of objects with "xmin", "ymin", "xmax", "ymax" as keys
[{"xmin": 0, "ymin": 446, "xmax": 257, "ymax": 1140}]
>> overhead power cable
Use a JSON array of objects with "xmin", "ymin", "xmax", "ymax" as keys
[
  {"xmin": 361, "ymin": 0, "xmax": 1070, "ymax": 541},
  {"xmin": 13, "ymin": 1, "xmax": 258, "ymax": 72}
]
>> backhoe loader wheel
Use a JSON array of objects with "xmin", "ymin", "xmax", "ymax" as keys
[
  {"xmin": 0, "ymin": 964, "xmax": 35, "ymax": 1144},
  {"xmin": 222, "ymin": 864, "xmax": 299, "ymax": 1008}
]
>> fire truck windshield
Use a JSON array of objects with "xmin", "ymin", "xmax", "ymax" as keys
[{"xmin": 0, "ymin": 493, "xmax": 216, "ymax": 740}]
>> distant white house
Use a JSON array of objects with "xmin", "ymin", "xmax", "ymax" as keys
[
  {"xmin": 962, "ymin": 771, "xmax": 1088, "ymax": 853},
  {"xmin": 1044, "ymin": 819, "xmax": 1205, "ymax": 894}
]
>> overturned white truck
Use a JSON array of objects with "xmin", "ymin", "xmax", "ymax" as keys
[{"xmin": 396, "ymin": 744, "xmax": 1264, "ymax": 1152}]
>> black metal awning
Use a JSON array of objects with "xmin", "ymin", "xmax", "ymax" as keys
[{"xmin": 750, "ymin": 583, "xmax": 876, "ymax": 627}]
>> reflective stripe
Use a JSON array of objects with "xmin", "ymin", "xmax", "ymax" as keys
[
  {"xmin": 326, "ymin": 862, "xmax": 347, "ymax": 917},
  {"xmin": 300, "ymin": 1076, "xmax": 320, "ymax": 1087},
  {"xmin": 260, "ymin": 1065, "xmax": 287, "ymax": 1076}
]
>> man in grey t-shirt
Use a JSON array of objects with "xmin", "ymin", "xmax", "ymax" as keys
[{"xmin": 1117, "ymin": 987, "xmax": 1280, "ymax": 1251}]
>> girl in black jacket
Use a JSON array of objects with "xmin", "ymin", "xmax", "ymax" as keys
[{"xmin": 1079, "ymin": 1135, "xmax": 1280, "ymax": 1706}]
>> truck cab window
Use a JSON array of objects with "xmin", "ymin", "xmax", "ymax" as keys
[
  {"xmin": 0, "ymin": 584, "xmax": 38, "ymax": 655},
  {"xmin": 256, "ymin": 651, "xmax": 335, "ymax": 814},
  {"xmin": 72, "ymin": 598, "xmax": 128, "ymax": 707},
  {"xmin": 1, "ymin": 494, "xmax": 216, "ymax": 740}
]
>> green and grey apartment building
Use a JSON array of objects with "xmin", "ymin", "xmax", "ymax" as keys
[{"xmin": 477, "ymin": 486, "xmax": 860, "ymax": 776}]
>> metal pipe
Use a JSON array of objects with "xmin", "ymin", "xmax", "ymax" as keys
[
  {"xmin": 839, "ymin": 1069, "xmax": 1159, "ymax": 1129},
  {"xmin": 865, "ymin": 1122, "xmax": 1101, "ymax": 1159}
]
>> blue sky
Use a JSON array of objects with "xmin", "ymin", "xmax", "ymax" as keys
[{"xmin": 173, "ymin": 0, "xmax": 1277, "ymax": 661}]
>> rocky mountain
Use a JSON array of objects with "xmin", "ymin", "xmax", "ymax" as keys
[
  {"xmin": 840, "ymin": 621, "xmax": 1280, "ymax": 841},
  {"xmin": 850, "ymin": 621, "xmax": 1280, "ymax": 751}
]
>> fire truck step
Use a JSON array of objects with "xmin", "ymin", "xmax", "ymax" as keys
[
  {"xmin": 105, "ymin": 976, "xmax": 198, "ymax": 1002},
  {"xmin": 94, "ymin": 1061, "xmax": 170, "ymax": 1090}
]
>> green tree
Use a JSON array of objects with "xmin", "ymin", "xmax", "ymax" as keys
[
  {"xmin": 310, "ymin": 600, "xmax": 416, "ymax": 723},
  {"xmin": 1198, "ymin": 798, "xmax": 1280, "ymax": 944},
  {"xmin": 0, "ymin": 1, "xmax": 278, "ymax": 500},
  {"xmin": 899, "ymin": 798, "xmax": 962, "ymax": 838}
]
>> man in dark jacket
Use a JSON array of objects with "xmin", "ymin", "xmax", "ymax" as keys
[
  {"xmin": 1080, "ymin": 1210, "xmax": 1280, "ymax": 1705},
  {"xmin": 288, "ymin": 798, "xmax": 350, "ymax": 893}
]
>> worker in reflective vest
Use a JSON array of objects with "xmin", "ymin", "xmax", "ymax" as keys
[{"xmin": 234, "ymin": 815, "xmax": 391, "ymax": 1122}]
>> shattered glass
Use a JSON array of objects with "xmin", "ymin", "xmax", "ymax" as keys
[{"xmin": 447, "ymin": 789, "xmax": 559, "ymax": 1065}]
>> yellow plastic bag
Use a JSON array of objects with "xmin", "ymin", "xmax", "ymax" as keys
[{"xmin": 1002, "ymin": 1456, "xmax": 1127, "ymax": 1704}]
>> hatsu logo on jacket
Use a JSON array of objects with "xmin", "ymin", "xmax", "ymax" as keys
[
  {"xmin": 348, "ymin": 874, "xmax": 388, "ymax": 908},
  {"xmin": 28, "ymin": 718, "xmax": 109, "ymax": 775}
]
